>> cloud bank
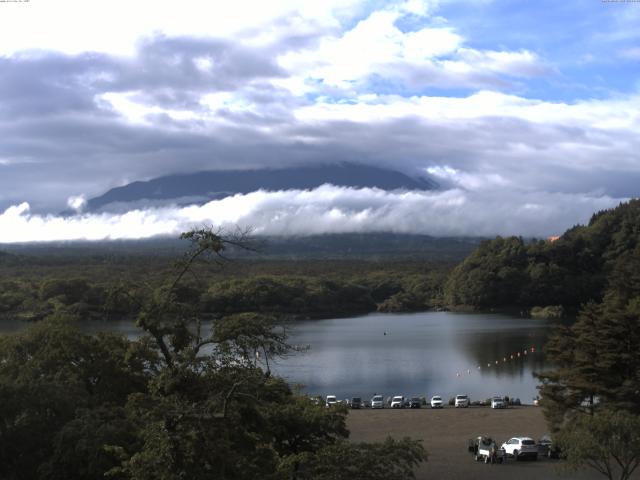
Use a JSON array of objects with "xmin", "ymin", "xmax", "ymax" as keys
[
  {"xmin": 0, "ymin": 185, "xmax": 623, "ymax": 243},
  {"xmin": 0, "ymin": 0, "xmax": 638, "ymax": 240}
]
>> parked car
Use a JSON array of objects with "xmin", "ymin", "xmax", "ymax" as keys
[
  {"xmin": 501, "ymin": 437, "xmax": 538, "ymax": 461},
  {"xmin": 371, "ymin": 394, "xmax": 385, "ymax": 409},
  {"xmin": 455, "ymin": 394, "xmax": 470, "ymax": 408},
  {"xmin": 409, "ymin": 397, "xmax": 422, "ymax": 408},
  {"xmin": 391, "ymin": 395, "xmax": 405, "ymax": 408},
  {"xmin": 468, "ymin": 436, "xmax": 505, "ymax": 464},
  {"xmin": 491, "ymin": 396, "xmax": 506, "ymax": 409},
  {"xmin": 325, "ymin": 395, "xmax": 338, "ymax": 407},
  {"xmin": 350, "ymin": 397, "xmax": 363, "ymax": 409},
  {"xmin": 538, "ymin": 435, "xmax": 561, "ymax": 458},
  {"xmin": 430, "ymin": 395, "xmax": 444, "ymax": 408}
]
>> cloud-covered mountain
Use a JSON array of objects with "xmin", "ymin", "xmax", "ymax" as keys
[
  {"xmin": 0, "ymin": 1, "xmax": 638, "ymax": 243},
  {"xmin": 86, "ymin": 163, "xmax": 436, "ymax": 212}
]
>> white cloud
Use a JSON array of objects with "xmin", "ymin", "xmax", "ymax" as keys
[
  {"xmin": 66, "ymin": 195, "xmax": 87, "ymax": 212},
  {"xmin": 454, "ymin": 48, "xmax": 548, "ymax": 77},
  {"xmin": 100, "ymin": 91, "xmax": 202, "ymax": 125},
  {"xmin": 295, "ymin": 90, "xmax": 640, "ymax": 132},
  {"xmin": 426, "ymin": 166, "xmax": 511, "ymax": 190},
  {"xmin": 0, "ymin": 0, "xmax": 364, "ymax": 56},
  {"xmin": 0, "ymin": 186, "xmax": 624, "ymax": 243},
  {"xmin": 277, "ymin": 8, "xmax": 544, "ymax": 92}
]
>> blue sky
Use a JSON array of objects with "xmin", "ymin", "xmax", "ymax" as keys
[
  {"xmin": 438, "ymin": 0, "xmax": 640, "ymax": 99},
  {"xmin": 0, "ymin": 0, "xmax": 638, "ymax": 241}
]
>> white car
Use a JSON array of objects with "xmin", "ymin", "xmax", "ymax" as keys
[
  {"xmin": 501, "ymin": 437, "xmax": 538, "ymax": 461},
  {"xmin": 491, "ymin": 396, "xmax": 506, "ymax": 409},
  {"xmin": 430, "ymin": 395, "xmax": 444, "ymax": 408},
  {"xmin": 371, "ymin": 394, "xmax": 385, "ymax": 409},
  {"xmin": 455, "ymin": 394, "xmax": 470, "ymax": 408},
  {"xmin": 325, "ymin": 395, "xmax": 338, "ymax": 407},
  {"xmin": 390, "ymin": 395, "xmax": 405, "ymax": 408}
]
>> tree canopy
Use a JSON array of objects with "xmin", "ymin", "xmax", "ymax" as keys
[{"xmin": 444, "ymin": 199, "xmax": 640, "ymax": 310}]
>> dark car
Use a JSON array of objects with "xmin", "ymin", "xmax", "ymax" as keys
[
  {"xmin": 351, "ymin": 397, "xmax": 363, "ymax": 409},
  {"xmin": 409, "ymin": 397, "xmax": 422, "ymax": 408}
]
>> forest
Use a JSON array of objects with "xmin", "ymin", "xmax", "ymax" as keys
[
  {"xmin": 444, "ymin": 199, "xmax": 640, "ymax": 312},
  {"xmin": 0, "ymin": 252, "xmax": 450, "ymax": 322}
]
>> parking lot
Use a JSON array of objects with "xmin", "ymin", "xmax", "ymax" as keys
[{"xmin": 346, "ymin": 406, "xmax": 616, "ymax": 480}]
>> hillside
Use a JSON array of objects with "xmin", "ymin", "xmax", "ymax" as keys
[{"xmin": 444, "ymin": 199, "xmax": 640, "ymax": 311}]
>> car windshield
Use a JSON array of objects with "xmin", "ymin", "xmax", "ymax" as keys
[
  {"xmin": 352, "ymin": 398, "xmax": 361, "ymax": 402},
  {"xmin": 522, "ymin": 440, "xmax": 535, "ymax": 445},
  {"xmin": 393, "ymin": 396, "xmax": 403, "ymax": 401},
  {"xmin": 456, "ymin": 395, "xmax": 468, "ymax": 400},
  {"xmin": 327, "ymin": 396, "xmax": 336, "ymax": 401},
  {"xmin": 373, "ymin": 396, "xmax": 383, "ymax": 401},
  {"xmin": 432, "ymin": 396, "xmax": 441, "ymax": 401}
]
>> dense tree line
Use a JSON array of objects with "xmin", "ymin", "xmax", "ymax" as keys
[
  {"xmin": 0, "ymin": 230, "xmax": 426, "ymax": 479},
  {"xmin": 0, "ymin": 256, "xmax": 449, "ymax": 322},
  {"xmin": 444, "ymin": 199, "xmax": 640, "ymax": 310}
]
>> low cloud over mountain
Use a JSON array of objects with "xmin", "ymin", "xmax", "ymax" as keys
[
  {"xmin": 0, "ymin": 184, "xmax": 621, "ymax": 243},
  {"xmin": 86, "ymin": 163, "xmax": 436, "ymax": 212}
]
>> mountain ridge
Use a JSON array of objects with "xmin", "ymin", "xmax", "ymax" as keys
[{"xmin": 87, "ymin": 162, "xmax": 437, "ymax": 212}]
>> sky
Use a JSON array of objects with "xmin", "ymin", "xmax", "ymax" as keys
[{"xmin": 0, "ymin": 0, "xmax": 639, "ymax": 241}]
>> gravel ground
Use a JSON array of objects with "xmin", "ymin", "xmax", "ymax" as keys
[{"xmin": 346, "ymin": 406, "xmax": 627, "ymax": 480}]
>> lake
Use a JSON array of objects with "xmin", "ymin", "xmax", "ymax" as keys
[
  {"xmin": 272, "ymin": 311, "xmax": 555, "ymax": 403},
  {"xmin": 0, "ymin": 311, "xmax": 556, "ymax": 403}
]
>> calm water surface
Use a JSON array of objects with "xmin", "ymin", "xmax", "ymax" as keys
[
  {"xmin": 272, "ymin": 311, "xmax": 556, "ymax": 403},
  {"xmin": 0, "ymin": 311, "xmax": 556, "ymax": 403}
]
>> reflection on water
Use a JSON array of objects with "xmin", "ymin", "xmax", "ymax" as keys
[
  {"xmin": 272, "ymin": 312, "xmax": 556, "ymax": 403},
  {"xmin": 0, "ymin": 311, "xmax": 557, "ymax": 403}
]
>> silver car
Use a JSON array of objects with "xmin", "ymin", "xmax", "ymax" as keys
[
  {"xmin": 491, "ymin": 396, "xmax": 506, "ymax": 409},
  {"xmin": 371, "ymin": 394, "xmax": 385, "ymax": 409}
]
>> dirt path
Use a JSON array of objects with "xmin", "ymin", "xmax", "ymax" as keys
[{"xmin": 347, "ymin": 406, "xmax": 627, "ymax": 480}]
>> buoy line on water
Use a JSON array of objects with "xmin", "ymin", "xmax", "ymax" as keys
[{"xmin": 454, "ymin": 347, "xmax": 537, "ymax": 378}]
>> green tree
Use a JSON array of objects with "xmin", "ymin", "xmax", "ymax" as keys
[
  {"xmin": 556, "ymin": 409, "xmax": 640, "ymax": 480},
  {"xmin": 289, "ymin": 437, "xmax": 425, "ymax": 480},
  {"xmin": 0, "ymin": 314, "xmax": 152, "ymax": 480}
]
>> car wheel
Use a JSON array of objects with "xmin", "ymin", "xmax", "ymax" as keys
[{"xmin": 513, "ymin": 450, "xmax": 519, "ymax": 461}]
